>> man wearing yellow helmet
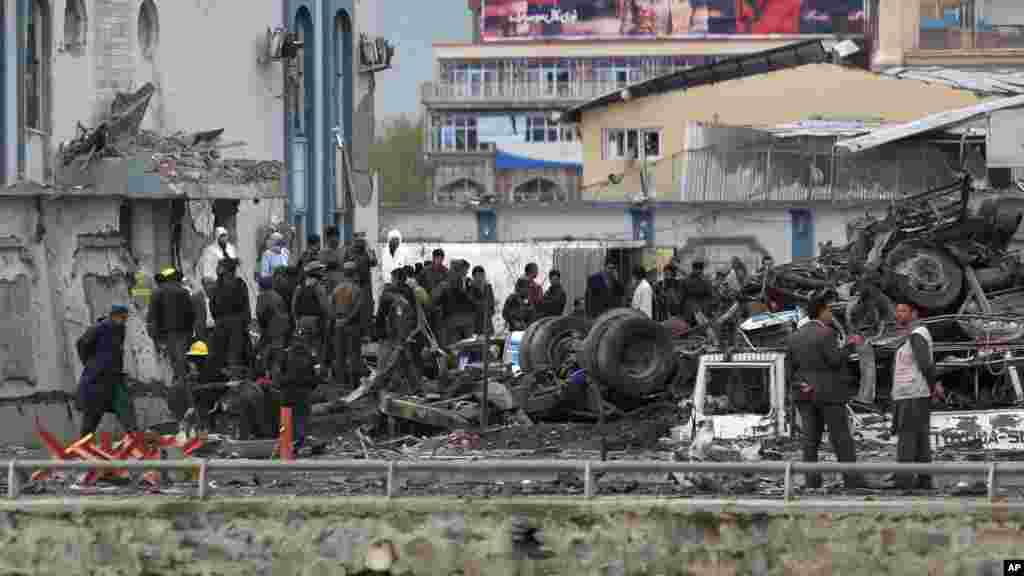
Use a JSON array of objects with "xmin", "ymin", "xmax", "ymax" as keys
[{"xmin": 147, "ymin": 266, "xmax": 196, "ymax": 421}]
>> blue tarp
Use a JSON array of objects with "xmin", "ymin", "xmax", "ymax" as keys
[{"xmin": 495, "ymin": 149, "xmax": 580, "ymax": 170}]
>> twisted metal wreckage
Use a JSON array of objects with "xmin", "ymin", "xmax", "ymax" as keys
[{"xmin": 172, "ymin": 178, "xmax": 1024, "ymax": 463}]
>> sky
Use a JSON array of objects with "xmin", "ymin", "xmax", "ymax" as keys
[{"xmin": 371, "ymin": 0, "xmax": 472, "ymax": 121}]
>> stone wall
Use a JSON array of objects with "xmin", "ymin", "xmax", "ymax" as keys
[{"xmin": 0, "ymin": 497, "xmax": 1020, "ymax": 575}]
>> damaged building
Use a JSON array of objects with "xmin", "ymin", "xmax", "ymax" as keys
[{"xmin": 0, "ymin": 0, "xmax": 382, "ymax": 445}]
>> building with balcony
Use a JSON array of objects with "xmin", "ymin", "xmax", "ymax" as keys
[{"xmin": 404, "ymin": 0, "xmax": 868, "ymax": 243}]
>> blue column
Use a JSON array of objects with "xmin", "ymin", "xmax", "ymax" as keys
[{"xmin": 312, "ymin": 0, "xmax": 325, "ymax": 239}]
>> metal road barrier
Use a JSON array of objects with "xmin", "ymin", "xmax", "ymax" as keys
[{"xmin": 5, "ymin": 459, "xmax": 1024, "ymax": 501}]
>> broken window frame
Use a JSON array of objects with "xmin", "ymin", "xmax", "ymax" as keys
[{"xmin": 688, "ymin": 352, "xmax": 789, "ymax": 440}]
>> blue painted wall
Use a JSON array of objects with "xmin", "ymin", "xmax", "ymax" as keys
[{"xmin": 286, "ymin": 0, "xmax": 355, "ymax": 241}]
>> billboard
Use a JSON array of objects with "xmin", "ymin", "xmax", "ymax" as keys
[{"xmin": 481, "ymin": 0, "xmax": 864, "ymax": 41}]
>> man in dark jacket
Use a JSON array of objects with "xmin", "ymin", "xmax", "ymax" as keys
[
  {"xmin": 654, "ymin": 263, "xmax": 683, "ymax": 321},
  {"xmin": 275, "ymin": 334, "xmax": 318, "ymax": 449},
  {"xmin": 433, "ymin": 259, "xmax": 476, "ymax": 347},
  {"xmin": 680, "ymin": 260, "xmax": 713, "ymax": 325},
  {"xmin": 468, "ymin": 265, "xmax": 496, "ymax": 335},
  {"xmin": 539, "ymin": 269, "xmax": 567, "ymax": 318},
  {"xmin": 208, "ymin": 258, "xmax": 251, "ymax": 373},
  {"xmin": 147, "ymin": 267, "xmax": 197, "ymax": 420},
  {"xmin": 422, "ymin": 249, "xmax": 448, "ymax": 295},
  {"xmin": 343, "ymin": 232, "xmax": 378, "ymax": 342},
  {"xmin": 585, "ymin": 259, "xmax": 623, "ymax": 318},
  {"xmin": 787, "ymin": 292, "xmax": 867, "ymax": 489},
  {"xmin": 292, "ymin": 261, "xmax": 330, "ymax": 361},
  {"xmin": 371, "ymin": 267, "xmax": 421, "ymax": 395},
  {"xmin": 76, "ymin": 304, "xmax": 138, "ymax": 438},
  {"xmin": 503, "ymin": 278, "xmax": 536, "ymax": 332},
  {"xmin": 254, "ymin": 275, "xmax": 291, "ymax": 377},
  {"xmin": 296, "ymin": 234, "xmax": 321, "ymax": 274},
  {"xmin": 331, "ymin": 261, "xmax": 363, "ymax": 390}
]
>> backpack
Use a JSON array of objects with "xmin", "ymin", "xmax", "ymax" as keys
[{"xmin": 76, "ymin": 321, "xmax": 102, "ymax": 364}]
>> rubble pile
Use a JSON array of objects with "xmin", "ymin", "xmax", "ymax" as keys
[{"xmin": 60, "ymin": 82, "xmax": 283, "ymax": 185}]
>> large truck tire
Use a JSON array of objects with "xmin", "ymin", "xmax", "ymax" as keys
[
  {"xmin": 580, "ymin": 308, "xmax": 643, "ymax": 378},
  {"xmin": 844, "ymin": 289, "xmax": 896, "ymax": 340},
  {"xmin": 885, "ymin": 243, "xmax": 963, "ymax": 311},
  {"xmin": 518, "ymin": 316, "xmax": 559, "ymax": 373},
  {"xmin": 595, "ymin": 314, "xmax": 675, "ymax": 400}
]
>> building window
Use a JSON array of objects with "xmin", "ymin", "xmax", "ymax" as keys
[
  {"xmin": 592, "ymin": 58, "xmax": 641, "ymax": 89},
  {"xmin": 513, "ymin": 177, "xmax": 563, "ymax": 203},
  {"xmin": 604, "ymin": 129, "xmax": 661, "ymax": 160},
  {"xmin": 138, "ymin": 0, "xmax": 159, "ymax": 60},
  {"xmin": 525, "ymin": 115, "xmax": 575, "ymax": 143},
  {"xmin": 63, "ymin": 0, "xmax": 86, "ymax": 54},
  {"xmin": 437, "ymin": 178, "xmax": 484, "ymax": 204},
  {"xmin": 919, "ymin": 0, "xmax": 1024, "ymax": 50},
  {"xmin": 25, "ymin": 0, "xmax": 50, "ymax": 131},
  {"xmin": 434, "ymin": 114, "xmax": 483, "ymax": 152}
]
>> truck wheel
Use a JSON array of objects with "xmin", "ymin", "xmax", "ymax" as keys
[
  {"xmin": 844, "ymin": 290, "xmax": 895, "ymax": 340},
  {"xmin": 519, "ymin": 316, "xmax": 558, "ymax": 372},
  {"xmin": 885, "ymin": 243, "xmax": 963, "ymax": 311},
  {"xmin": 580, "ymin": 308, "xmax": 643, "ymax": 378},
  {"xmin": 595, "ymin": 314, "xmax": 675, "ymax": 400},
  {"xmin": 539, "ymin": 315, "xmax": 591, "ymax": 369}
]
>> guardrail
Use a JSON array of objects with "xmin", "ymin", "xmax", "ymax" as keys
[{"xmin": 5, "ymin": 459, "xmax": 1023, "ymax": 502}]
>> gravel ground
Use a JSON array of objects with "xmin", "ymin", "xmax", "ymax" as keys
[{"xmin": 1, "ymin": 400, "xmax": 1021, "ymax": 501}]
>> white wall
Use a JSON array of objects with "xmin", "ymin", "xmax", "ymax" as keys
[
  {"xmin": 47, "ymin": 0, "xmax": 285, "ymax": 168},
  {"xmin": 381, "ymin": 203, "xmax": 878, "ymax": 261}
]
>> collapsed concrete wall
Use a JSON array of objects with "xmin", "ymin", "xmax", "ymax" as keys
[
  {"xmin": 0, "ymin": 497, "xmax": 1019, "ymax": 575},
  {"xmin": 0, "ymin": 191, "xmax": 285, "ymax": 446}
]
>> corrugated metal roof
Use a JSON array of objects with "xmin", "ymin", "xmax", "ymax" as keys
[
  {"xmin": 834, "ymin": 93, "xmax": 1024, "ymax": 154},
  {"xmin": 882, "ymin": 67, "xmax": 1024, "ymax": 96},
  {"xmin": 766, "ymin": 119, "xmax": 883, "ymax": 138}
]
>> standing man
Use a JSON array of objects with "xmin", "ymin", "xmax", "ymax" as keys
[
  {"xmin": 787, "ymin": 291, "xmax": 867, "ymax": 490},
  {"xmin": 681, "ymin": 259, "xmax": 713, "ymax": 325},
  {"xmin": 890, "ymin": 301, "xmax": 943, "ymax": 490},
  {"xmin": 503, "ymin": 278, "xmax": 536, "ymax": 332},
  {"xmin": 331, "ymin": 261, "xmax": 363, "ymax": 391},
  {"xmin": 422, "ymin": 249, "xmax": 449, "ymax": 295},
  {"xmin": 433, "ymin": 260, "xmax": 476, "ymax": 347},
  {"xmin": 469, "ymin": 265, "xmax": 496, "ymax": 335},
  {"xmin": 254, "ymin": 275, "xmax": 291, "ymax": 376},
  {"xmin": 75, "ymin": 304, "xmax": 139, "ymax": 438},
  {"xmin": 147, "ymin": 267, "xmax": 196, "ymax": 421},
  {"xmin": 343, "ymin": 232, "xmax": 378, "ymax": 343},
  {"xmin": 292, "ymin": 261, "xmax": 330, "ymax": 360},
  {"xmin": 539, "ymin": 269, "xmax": 567, "ymax": 318},
  {"xmin": 199, "ymin": 227, "xmax": 238, "ymax": 288},
  {"xmin": 259, "ymin": 232, "xmax": 290, "ymax": 282},
  {"xmin": 585, "ymin": 258, "xmax": 624, "ymax": 318},
  {"xmin": 208, "ymin": 258, "xmax": 252, "ymax": 373},
  {"xmin": 524, "ymin": 263, "xmax": 544, "ymax": 309},
  {"xmin": 630, "ymin": 264, "xmax": 653, "ymax": 318},
  {"xmin": 381, "ymin": 229, "xmax": 409, "ymax": 287},
  {"xmin": 296, "ymin": 234, "xmax": 321, "ymax": 272}
]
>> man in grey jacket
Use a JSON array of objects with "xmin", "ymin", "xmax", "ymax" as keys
[
  {"xmin": 890, "ymin": 300, "xmax": 944, "ymax": 490},
  {"xmin": 788, "ymin": 292, "xmax": 867, "ymax": 489}
]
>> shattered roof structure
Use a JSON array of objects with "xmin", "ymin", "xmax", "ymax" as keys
[
  {"xmin": 765, "ymin": 119, "xmax": 885, "ymax": 139},
  {"xmin": 56, "ymin": 83, "xmax": 283, "ymax": 195},
  {"xmin": 882, "ymin": 67, "xmax": 1024, "ymax": 96},
  {"xmin": 835, "ymin": 93, "xmax": 1024, "ymax": 154}
]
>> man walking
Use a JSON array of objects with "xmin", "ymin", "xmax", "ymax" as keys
[
  {"xmin": 890, "ymin": 300, "xmax": 943, "ymax": 490},
  {"xmin": 787, "ymin": 291, "xmax": 867, "ymax": 489},
  {"xmin": 76, "ymin": 304, "xmax": 139, "ymax": 438}
]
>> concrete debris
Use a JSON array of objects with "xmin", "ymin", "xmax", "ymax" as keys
[{"xmin": 59, "ymin": 81, "xmax": 282, "ymax": 184}]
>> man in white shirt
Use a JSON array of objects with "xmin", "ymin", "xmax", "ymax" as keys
[
  {"xmin": 380, "ymin": 229, "xmax": 409, "ymax": 287},
  {"xmin": 199, "ymin": 227, "xmax": 238, "ymax": 287},
  {"xmin": 890, "ymin": 300, "xmax": 943, "ymax": 491},
  {"xmin": 631, "ymin": 265, "xmax": 653, "ymax": 318}
]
